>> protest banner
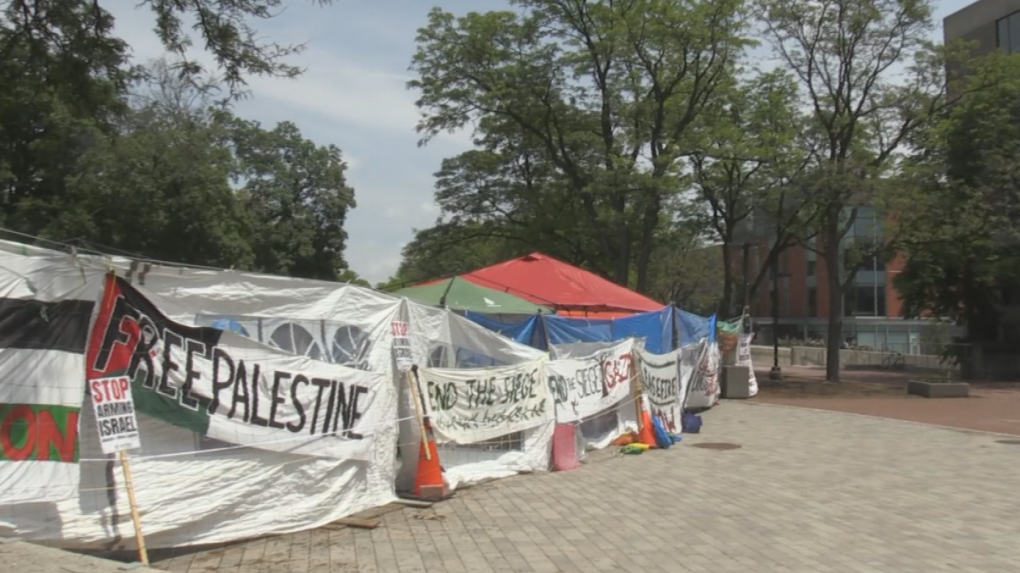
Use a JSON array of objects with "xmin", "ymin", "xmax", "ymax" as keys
[
  {"xmin": 419, "ymin": 357, "xmax": 551, "ymax": 444},
  {"xmin": 391, "ymin": 320, "xmax": 413, "ymax": 372},
  {"xmin": 86, "ymin": 274, "xmax": 390, "ymax": 461},
  {"xmin": 545, "ymin": 339, "xmax": 635, "ymax": 424},
  {"xmin": 89, "ymin": 375, "xmax": 141, "ymax": 454},
  {"xmin": 736, "ymin": 333, "xmax": 759, "ymax": 397},
  {"xmin": 636, "ymin": 349, "xmax": 683, "ymax": 433}
]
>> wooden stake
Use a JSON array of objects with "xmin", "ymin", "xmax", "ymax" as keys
[
  {"xmin": 405, "ymin": 369, "xmax": 431, "ymax": 461},
  {"xmin": 118, "ymin": 450, "xmax": 148, "ymax": 565}
]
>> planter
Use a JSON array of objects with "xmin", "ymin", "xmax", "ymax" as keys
[
  {"xmin": 720, "ymin": 366, "xmax": 750, "ymax": 399},
  {"xmin": 906, "ymin": 380, "xmax": 970, "ymax": 398}
]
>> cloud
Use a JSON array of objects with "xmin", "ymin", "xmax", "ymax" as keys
[{"xmin": 104, "ymin": 1, "xmax": 481, "ymax": 283}]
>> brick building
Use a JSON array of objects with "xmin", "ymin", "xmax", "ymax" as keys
[{"xmin": 731, "ymin": 206, "xmax": 936, "ymax": 354}]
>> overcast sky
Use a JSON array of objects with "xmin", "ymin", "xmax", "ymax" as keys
[{"xmin": 108, "ymin": 0, "xmax": 976, "ymax": 284}]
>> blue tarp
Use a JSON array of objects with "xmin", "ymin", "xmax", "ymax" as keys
[
  {"xmin": 466, "ymin": 306, "xmax": 681, "ymax": 354},
  {"xmin": 675, "ymin": 308, "xmax": 717, "ymax": 345},
  {"xmin": 463, "ymin": 312, "xmax": 548, "ymax": 349}
]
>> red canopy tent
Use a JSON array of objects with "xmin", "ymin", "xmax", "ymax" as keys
[{"xmin": 457, "ymin": 252, "xmax": 664, "ymax": 317}]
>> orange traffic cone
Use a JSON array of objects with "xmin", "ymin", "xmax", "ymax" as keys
[
  {"xmin": 412, "ymin": 424, "xmax": 450, "ymax": 500},
  {"xmin": 637, "ymin": 406, "xmax": 658, "ymax": 448}
]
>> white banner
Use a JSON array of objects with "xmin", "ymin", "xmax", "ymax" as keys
[
  {"xmin": 686, "ymin": 340, "xmax": 721, "ymax": 409},
  {"xmin": 737, "ymin": 333, "xmax": 759, "ymax": 397},
  {"xmin": 637, "ymin": 348, "xmax": 684, "ymax": 434},
  {"xmin": 88, "ymin": 275, "xmax": 391, "ymax": 461},
  {"xmin": 420, "ymin": 357, "xmax": 552, "ymax": 444},
  {"xmin": 679, "ymin": 341, "xmax": 703, "ymax": 407},
  {"xmin": 546, "ymin": 339, "xmax": 635, "ymax": 424}
]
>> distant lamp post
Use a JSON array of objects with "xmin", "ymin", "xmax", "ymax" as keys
[{"xmin": 770, "ymin": 266, "xmax": 788, "ymax": 382}]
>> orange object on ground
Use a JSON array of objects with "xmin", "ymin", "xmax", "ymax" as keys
[
  {"xmin": 611, "ymin": 433, "xmax": 635, "ymax": 446},
  {"xmin": 637, "ymin": 409, "xmax": 658, "ymax": 448},
  {"xmin": 413, "ymin": 431, "xmax": 447, "ymax": 499}
]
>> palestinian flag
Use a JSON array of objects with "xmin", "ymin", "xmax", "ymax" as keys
[
  {"xmin": 87, "ymin": 274, "xmax": 388, "ymax": 461},
  {"xmin": 0, "ymin": 250, "xmax": 96, "ymax": 504}
]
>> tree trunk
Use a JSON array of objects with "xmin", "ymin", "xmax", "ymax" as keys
[
  {"xmin": 720, "ymin": 241, "xmax": 734, "ymax": 317},
  {"xmin": 823, "ymin": 227, "xmax": 842, "ymax": 382},
  {"xmin": 634, "ymin": 193, "xmax": 661, "ymax": 294},
  {"xmin": 612, "ymin": 192, "xmax": 630, "ymax": 285}
]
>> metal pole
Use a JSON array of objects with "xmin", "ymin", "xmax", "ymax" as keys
[
  {"xmin": 770, "ymin": 209, "xmax": 783, "ymax": 381},
  {"xmin": 741, "ymin": 242, "xmax": 750, "ymax": 315}
]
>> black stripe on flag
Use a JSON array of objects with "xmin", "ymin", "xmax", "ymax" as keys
[{"xmin": 0, "ymin": 298, "xmax": 95, "ymax": 353}]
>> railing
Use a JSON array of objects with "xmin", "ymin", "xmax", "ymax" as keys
[{"xmin": 749, "ymin": 344, "xmax": 968, "ymax": 372}]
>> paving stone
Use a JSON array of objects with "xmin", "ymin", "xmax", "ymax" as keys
[{"xmin": 10, "ymin": 402, "xmax": 1020, "ymax": 572}]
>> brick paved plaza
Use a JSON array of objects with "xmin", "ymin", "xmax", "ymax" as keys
[{"xmin": 140, "ymin": 402, "xmax": 1020, "ymax": 573}]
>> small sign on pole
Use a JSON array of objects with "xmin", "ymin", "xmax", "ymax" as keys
[
  {"xmin": 391, "ymin": 320, "xmax": 413, "ymax": 372},
  {"xmin": 89, "ymin": 375, "xmax": 148, "ymax": 565}
]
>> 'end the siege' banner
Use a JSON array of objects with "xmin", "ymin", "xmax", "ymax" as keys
[
  {"xmin": 419, "ymin": 357, "xmax": 552, "ymax": 444},
  {"xmin": 86, "ymin": 274, "xmax": 390, "ymax": 460}
]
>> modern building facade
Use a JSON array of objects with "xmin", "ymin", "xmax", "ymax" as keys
[
  {"xmin": 944, "ymin": 0, "xmax": 1020, "ymax": 56},
  {"xmin": 730, "ymin": 207, "xmax": 932, "ymax": 354}
]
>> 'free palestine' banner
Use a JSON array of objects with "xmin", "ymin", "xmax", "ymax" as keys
[
  {"xmin": 419, "ymin": 357, "xmax": 552, "ymax": 444},
  {"xmin": 86, "ymin": 274, "xmax": 390, "ymax": 460}
]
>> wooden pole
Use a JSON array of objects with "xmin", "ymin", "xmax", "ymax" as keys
[
  {"xmin": 405, "ymin": 369, "xmax": 431, "ymax": 461},
  {"xmin": 118, "ymin": 450, "xmax": 149, "ymax": 565}
]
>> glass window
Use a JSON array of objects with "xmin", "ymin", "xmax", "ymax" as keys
[
  {"xmin": 808, "ymin": 287, "xmax": 818, "ymax": 317},
  {"xmin": 999, "ymin": 17, "xmax": 1010, "ymax": 49},
  {"xmin": 1012, "ymin": 13, "xmax": 1020, "ymax": 54},
  {"xmin": 807, "ymin": 259, "xmax": 816, "ymax": 277},
  {"xmin": 844, "ymin": 285, "xmax": 886, "ymax": 316}
]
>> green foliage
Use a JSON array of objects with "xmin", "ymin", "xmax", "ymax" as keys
[
  {"xmin": 409, "ymin": 0, "xmax": 751, "ymax": 291},
  {"xmin": 690, "ymin": 70, "xmax": 817, "ymax": 315},
  {"xmin": 6, "ymin": 0, "xmax": 335, "ymax": 99},
  {"xmin": 51, "ymin": 97, "xmax": 255, "ymax": 268},
  {"xmin": 225, "ymin": 116, "xmax": 355, "ymax": 280},
  {"xmin": 895, "ymin": 53, "xmax": 1020, "ymax": 341},
  {"xmin": 379, "ymin": 222, "xmax": 526, "ymax": 290},
  {"xmin": 757, "ymin": 0, "xmax": 948, "ymax": 380},
  {"xmin": 0, "ymin": 2, "xmax": 361, "ymax": 279}
]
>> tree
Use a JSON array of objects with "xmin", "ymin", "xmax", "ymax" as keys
[
  {"xmin": 690, "ymin": 70, "xmax": 816, "ymax": 316},
  {"xmin": 4, "ymin": 0, "xmax": 335, "ymax": 98},
  {"xmin": 45, "ymin": 59, "xmax": 253, "ymax": 267},
  {"xmin": 409, "ymin": 0, "xmax": 750, "ymax": 291},
  {"xmin": 0, "ymin": 1, "xmax": 131, "ymax": 236},
  {"xmin": 645, "ymin": 214, "xmax": 723, "ymax": 316},
  {"xmin": 337, "ymin": 268, "xmax": 371, "ymax": 288},
  {"xmin": 758, "ymin": 0, "xmax": 948, "ymax": 381},
  {"xmin": 226, "ymin": 117, "xmax": 356, "ymax": 280},
  {"xmin": 379, "ymin": 222, "xmax": 524, "ymax": 290},
  {"xmin": 895, "ymin": 53, "xmax": 1020, "ymax": 342}
]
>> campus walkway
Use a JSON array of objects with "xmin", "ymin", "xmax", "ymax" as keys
[{"xmin": 13, "ymin": 401, "xmax": 1020, "ymax": 572}]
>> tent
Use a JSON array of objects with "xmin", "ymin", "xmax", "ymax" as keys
[
  {"xmin": 457, "ymin": 252, "xmax": 664, "ymax": 316},
  {"xmin": 0, "ymin": 240, "xmax": 548, "ymax": 549},
  {"xmin": 394, "ymin": 276, "xmax": 552, "ymax": 314}
]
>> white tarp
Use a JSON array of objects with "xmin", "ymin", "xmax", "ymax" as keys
[
  {"xmin": 401, "ymin": 301, "xmax": 549, "ymax": 490},
  {"xmin": 685, "ymin": 340, "xmax": 721, "ymax": 410},
  {"xmin": 419, "ymin": 357, "xmax": 552, "ymax": 444},
  {"xmin": 88, "ymin": 275, "xmax": 392, "ymax": 461},
  {"xmin": 636, "ymin": 348, "xmax": 682, "ymax": 434},
  {"xmin": 0, "ymin": 244, "xmax": 100, "ymax": 504},
  {"xmin": 549, "ymin": 338, "xmax": 644, "ymax": 359},
  {"xmin": 0, "ymin": 240, "xmax": 547, "ymax": 549},
  {"xmin": 546, "ymin": 339, "xmax": 634, "ymax": 424},
  {"xmin": 737, "ymin": 333, "xmax": 759, "ymax": 397}
]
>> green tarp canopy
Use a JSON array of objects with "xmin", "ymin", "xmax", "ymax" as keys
[{"xmin": 395, "ymin": 277, "xmax": 553, "ymax": 314}]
